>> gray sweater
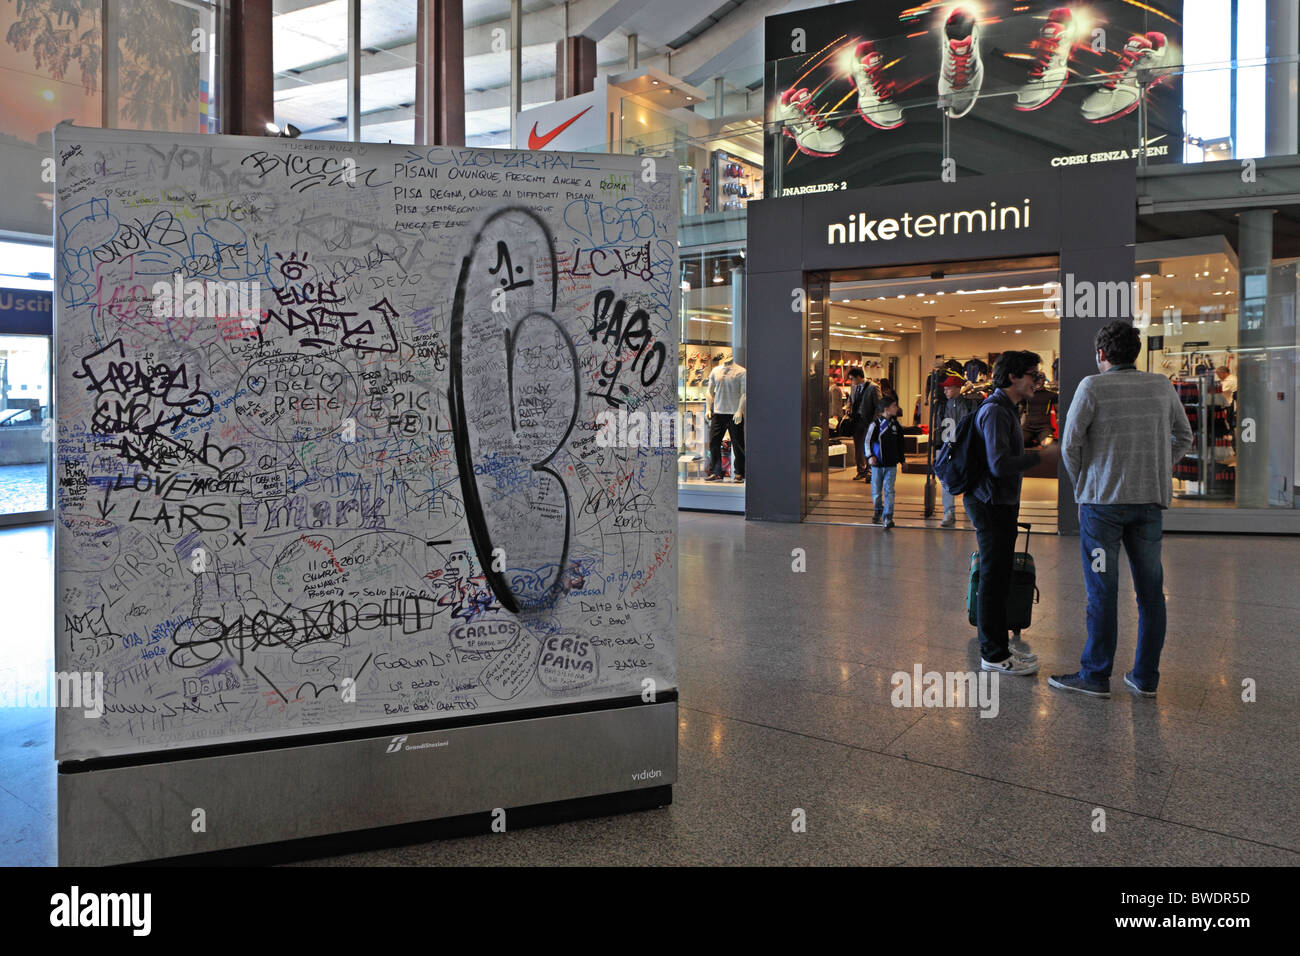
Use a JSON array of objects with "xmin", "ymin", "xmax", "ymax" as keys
[{"xmin": 1062, "ymin": 366, "xmax": 1195, "ymax": 508}]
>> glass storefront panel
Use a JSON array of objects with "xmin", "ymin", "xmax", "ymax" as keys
[
  {"xmin": 678, "ymin": 245, "xmax": 746, "ymax": 511},
  {"xmin": 1137, "ymin": 245, "xmax": 1298, "ymax": 510}
]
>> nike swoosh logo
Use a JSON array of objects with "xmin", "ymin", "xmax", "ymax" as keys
[{"xmin": 528, "ymin": 106, "xmax": 593, "ymax": 150}]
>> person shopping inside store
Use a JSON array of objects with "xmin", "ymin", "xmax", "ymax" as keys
[
  {"xmin": 705, "ymin": 355, "xmax": 746, "ymax": 483},
  {"xmin": 967, "ymin": 350, "xmax": 1059, "ymax": 675},
  {"xmin": 934, "ymin": 374, "xmax": 978, "ymax": 528},
  {"xmin": 865, "ymin": 395, "xmax": 904, "ymax": 528},
  {"xmin": 1021, "ymin": 371, "xmax": 1058, "ymax": 447},
  {"xmin": 847, "ymin": 367, "xmax": 880, "ymax": 481}
]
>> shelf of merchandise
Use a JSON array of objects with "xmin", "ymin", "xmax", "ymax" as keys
[{"xmin": 1172, "ymin": 373, "xmax": 1235, "ymax": 500}]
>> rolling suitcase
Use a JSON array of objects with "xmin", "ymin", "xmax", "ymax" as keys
[{"xmin": 967, "ymin": 521, "xmax": 1040, "ymax": 634}]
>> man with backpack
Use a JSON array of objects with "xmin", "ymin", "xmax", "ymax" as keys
[
  {"xmin": 847, "ymin": 367, "xmax": 880, "ymax": 481},
  {"xmin": 933, "ymin": 375, "xmax": 978, "ymax": 528},
  {"xmin": 1049, "ymin": 321, "xmax": 1194, "ymax": 699},
  {"xmin": 962, "ymin": 351, "xmax": 1059, "ymax": 675}
]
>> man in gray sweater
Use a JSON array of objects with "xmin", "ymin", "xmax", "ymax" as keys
[{"xmin": 1050, "ymin": 321, "xmax": 1194, "ymax": 699}]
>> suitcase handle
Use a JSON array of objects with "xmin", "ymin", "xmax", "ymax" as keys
[{"xmin": 1017, "ymin": 522, "xmax": 1032, "ymax": 553}]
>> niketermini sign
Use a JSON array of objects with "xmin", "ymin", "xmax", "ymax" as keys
[
  {"xmin": 794, "ymin": 168, "xmax": 1069, "ymax": 268},
  {"xmin": 826, "ymin": 199, "xmax": 1032, "ymax": 244}
]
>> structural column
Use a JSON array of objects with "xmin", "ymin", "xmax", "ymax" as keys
[
  {"xmin": 730, "ymin": 263, "xmax": 746, "ymax": 366},
  {"xmin": 415, "ymin": 0, "xmax": 466, "ymax": 146},
  {"xmin": 556, "ymin": 36, "xmax": 597, "ymax": 99},
  {"xmin": 1235, "ymin": 209, "xmax": 1287, "ymax": 507},
  {"xmin": 227, "ymin": 0, "xmax": 274, "ymax": 135},
  {"xmin": 1265, "ymin": 0, "xmax": 1299, "ymax": 157},
  {"xmin": 919, "ymin": 315, "xmax": 937, "ymax": 424}
]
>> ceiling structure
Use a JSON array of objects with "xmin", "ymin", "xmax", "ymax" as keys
[{"xmin": 269, "ymin": 0, "xmax": 810, "ymax": 147}]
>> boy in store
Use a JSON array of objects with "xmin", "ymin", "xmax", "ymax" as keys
[{"xmin": 865, "ymin": 395, "xmax": 904, "ymax": 529}]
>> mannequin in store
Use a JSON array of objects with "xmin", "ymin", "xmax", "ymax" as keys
[{"xmin": 706, "ymin": 356, "xmax": 747, "ymax": 483}]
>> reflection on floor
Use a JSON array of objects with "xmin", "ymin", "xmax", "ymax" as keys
[
  {"xmin": 3, "ymin": 516, "xmax": 1297, "ymax": 866},
  {"xmin": 807, "ymin": 464, "xmax": 1059, "ymax": 530}
]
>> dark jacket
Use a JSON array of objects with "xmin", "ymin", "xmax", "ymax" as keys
[
  {"xmin": 934, "ymin": 394, "xmax": 979, "ymax": 445},
  {"xmin": 972, "ymin": 389, "xmax": 1041, "ymax": 504},
  {"xmin": 865, "ymin": 415, "xmax": 905, "ymax": 468},
  {"xmin": 849, "ymin": 381, "xmax": 880, "ymax": 427}
]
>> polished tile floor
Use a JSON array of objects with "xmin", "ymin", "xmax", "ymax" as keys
[{"xmin": 2, "ymin": 516, "xmax": 1297, "ymax": 866}]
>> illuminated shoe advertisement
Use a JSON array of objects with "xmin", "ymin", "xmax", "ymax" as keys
[{"xmin": 764, "ymin": 1, "xmax": 1183, "ymax": 196}]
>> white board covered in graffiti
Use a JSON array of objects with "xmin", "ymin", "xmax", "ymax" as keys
[{"xmin": 52, "ymin": 125, "xmax": 677, "ymax": 760}]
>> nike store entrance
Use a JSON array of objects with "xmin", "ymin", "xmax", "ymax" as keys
[{"xmin": 744, "ymin": 165, "xmax": 1137, "ymax": 535}]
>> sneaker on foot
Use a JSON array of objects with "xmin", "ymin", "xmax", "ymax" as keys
[
  {"xmin": 1010, "ymin": 648, "xmax": 1038, "ymax": 664},
  {"xmin": 940, "ymin": 514, "xmax": 956, "ymax": 528},
  {"xmin": 704, "ymin": 473, "xmax": 721, "ymax": 482},
  {"xmin": 1123, "ymin": 671, "xmax": 1156, "ymax": 697},
  {"xmin": 872, "ymin": 511, "xmax": 883, "ymax": 524},
  {"xmin": 884, "ymin": 517, "xmax": 895, "ymax": 529},
  {"xmin": 1048, "ymin": 672, "xmax": 1110, "ymax": 698},
  {"xmin": 981, "ymin": 654, "xmax": 1039, "ymax": 676}
]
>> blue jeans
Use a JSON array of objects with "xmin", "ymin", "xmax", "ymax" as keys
[
  {"xmin": 1078, "ymin": 503, "xmax": 1167, "ymax": 689},
  {"xmin": 871, "ymin": 464, "xmax": 896, "ymax": 517}
]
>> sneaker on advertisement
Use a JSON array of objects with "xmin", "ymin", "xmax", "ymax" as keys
[
  {"xmin": 1048, "ymin": 672, "xmax": 1111, "ymax": 697},
  {"xmin": 1123, "ymin": 671, "xmax": 1157, "ymax": 697},
  {"xmin": 1080, "ymin": 32, "xmax": 1166, "ymax": 123},
  {"xmin": 940, "ymin": 513, "xmax": 956, "ymax": 527},
  {"xmin": 776, "ymin": 87, "xmax": 845, "ymax": 156},
  {"xmin": 939, "ymin": 7, "xmax": 984, "ymax": 118},
  {"xmin": 1015, "ymin": 7, "xmax": 1076, "ymax": 111},
  {"xmin": 981, "ymin": 654, "xmax": 1039, "ymax": 676},
  {"xmin": 851, "ymin": 41, "xmax": 905, "ymax": 129}
]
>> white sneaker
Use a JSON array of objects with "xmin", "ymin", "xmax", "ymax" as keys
[
  {"xmin": 1015, "ymin": 7, "xmax": 1075, "ymax": 111},
  {"xmin": 939, "ymin": 7, "xmax": 983, "ymax": 118},
  {"xmin": 940, "ymin": 514, "xmax": 956, "ymax": 528},
  {"xmin": 981, "ymin": 654, "xmax": 1039, "ymax": 676},
  {"xmin": 1081, "ymin": 31, "xmax": 1167, "ymax": 123},
  {"xmin": 776, "ymin": 87, "xmax": 845, "ymax": 156},
  {"xmin": 851, "ymin": 41, "xmax": 905, "ymax": 129}
]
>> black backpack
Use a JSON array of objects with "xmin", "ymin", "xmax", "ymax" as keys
[{"xmin": 933, "ymin": 404, "xmax": 988, "ymax": 495}]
